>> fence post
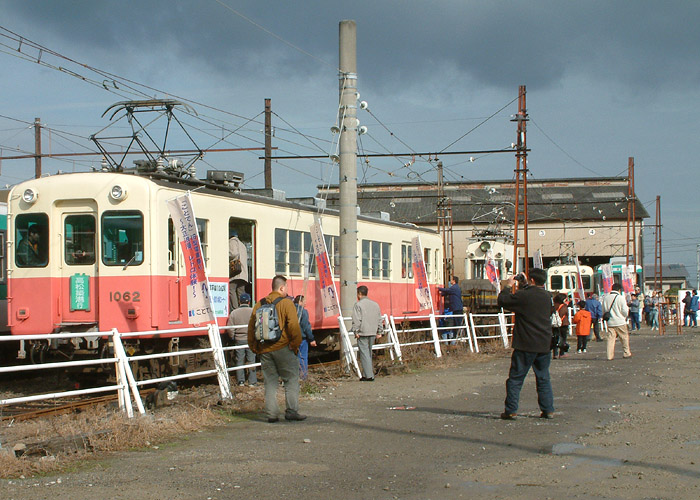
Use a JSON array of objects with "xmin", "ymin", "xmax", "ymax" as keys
[
  {"xmin": 207, "ymin": 324, "xmax": 233, "ymax": 400},
  {"xmin": 429, "ymin": 314, "xmax": 442, "ymax": 358},
  {"xmin": 468, "ymin": 313, "xmax": 480, "ymax": 353},
  {"xmin": 386, "ymin": 314, "xmax": 403, "ymax": 361},
  {"xmin": 461, "ymin": 313, "xmax": 475, "ymax": 352},
  {"xmin": 111, "ymin": 329, "xmax": 145, "ymax": 416},
  {"xmin": 337, "ymin": 317, "xmax": 362, "ymax": 377},
  {"xmin": 498, "ymin": 311, "xmax": 509, "ymax": 348}
]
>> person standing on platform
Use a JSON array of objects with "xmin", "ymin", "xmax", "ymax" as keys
[
  {"xmin": 247, "ymin": 275, "xmax": 304, "ymax": 423},
  {"xmin": 497, "ymin": 269, "xmax": 555, "ymax": 420},
  {"xmin": 690, "ymin": 290, "xmax": 699, "ymax": 328},
  {"xmin": 229, "ymin": 229, "xmax": 249, "ymax": 311},
  {"xmin": 585, "ymin": 293, "xmax": 603, "ymax": 341},
  {"xmin": 438, "ymin": 276, "xmax": 464, "ymax": 343},
  {"xmin": 602, "ymin": 283, "xmax": 632, "ymax": 360},
  {"xmin": 351, "ymin": 286, "xmax": 383, "ymax": 381},
  {"xmin": 293, "ymin": 295, "xmax": 316, "ymax": 379},
  {"xmin": 573, "ymin": 300, "xmax": 592, "ymax": 353},
  {"xmin": 628, "ymin": 294, "xmax": 641, "ymax": 332},
  {"xmin": 552, "ymin": 294, "xmax": 570, "ymax": 359},
  {"xmin": 227, "ymin": 293, "xmax": 256, "ymax": 386}
]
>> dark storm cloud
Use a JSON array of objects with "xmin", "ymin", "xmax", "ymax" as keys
[{"xmin": 5, "ymin": 1, "xmax": 700, "ymax": 91}]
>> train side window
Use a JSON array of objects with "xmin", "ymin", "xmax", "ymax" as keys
[
  {"xmin": 288, "ymin": 230, "xmax": 303, "ymax": 275},
  {"xmin": 168, "ymin": 218, "xmax": 176, "ymax": 271},
  {"xmin": 196, "ymin": 218, "xmax": 208, "ymax": 266},
  {"xmin": 102, "ymin": 211, "xmax": 143, "ymax": 267},
  {"xmin": 424, "ymin": 248, "xmax": 431, "ymax": 279},
  {"xmin": 381, "ymin": 242, "xmax": 391, "ymax": 279},
  {"xmin": 401, "ymin": 243, "xmax": 413, "ymax": 279},
  {"xmin": 303, "ymin": 232, "xmax": 316, "ymax": 277},
  {"xmin": 332, "ymin": 236, "xmax": 339, "ymax": 277},
  {"xmin": 0, "ymin": 230, "xmax": 5, "ymax": 282},
  {"xmin": 15, "ymin": 213, "xmax": 49, "ymax": 268},
  {"xmin": 64, "ymin": 214, "xmax": 96, "ymax": 265},
  {"xmin": 361, "ymin": 240, "xmax": 370, "ymax": 279},
  {"xmin": 275, "ymin": 228, "xmax": 287, "ymax": 274}
]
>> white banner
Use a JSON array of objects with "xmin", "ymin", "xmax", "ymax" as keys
[
  {"xmin": 534, "ymin": 249, "xmax": 543, "ymax": 270},
  {"xmin": 310, "ymin": 220, "xmax": 340, "ymax": 317},
  {"xmin": 411, "ymin": 236, "xmax": 433, "ymax": 312},
  {"xmin": 166, "ymin": 193, "xmax": 215, "ymax": 324}
]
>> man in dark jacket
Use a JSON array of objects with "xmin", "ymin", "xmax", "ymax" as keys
[
  {"xmin": 497, "ymin": 268, "xmax": 555, "ymax": 420},
  {"xmin": 438, "ymin": 276, "xmax": 464, "ymax": 341}
]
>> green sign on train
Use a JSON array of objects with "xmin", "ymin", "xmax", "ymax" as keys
[{"xmin": 70, "ymin": 273, "xmax": 90, "ymax": 311}]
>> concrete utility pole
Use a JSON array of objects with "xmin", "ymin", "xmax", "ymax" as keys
[
  {"xmin": 338, "ymin": 20, "xmax": 358, "ymax": 356},
  {"xmin": 436, "ymin": 161, "xmax": 454, "ymax": 285},
  {"xmin": 626, "ymin": 157, "xmax": 637, "ymax": 281},
  {"xmin": 34, "ymin": 117, "xmax": 42, "ymax": 179},
  {"xmin": 264, "ymin": 98, "xmax": 272, "ymax": 190}
]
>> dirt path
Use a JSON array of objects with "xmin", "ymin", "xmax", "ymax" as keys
[{"xmin": 1, "ymin": 326, "xmax": 699, "ymax": 499}]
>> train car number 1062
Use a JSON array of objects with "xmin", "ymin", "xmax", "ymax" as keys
[{"xmin": 109, "ymin": 291, "xmax": 141, "ymax": 302}]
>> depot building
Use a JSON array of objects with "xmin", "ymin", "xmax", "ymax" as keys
[{"xmin": 318, "ymin": 176, "xmax": 649, "ymax": 280}]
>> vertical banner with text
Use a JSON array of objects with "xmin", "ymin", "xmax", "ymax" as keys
[
  {"xmin": 534, "ymin": 249, "xmax": 543, "ymax": 270},
  {"xmin": 601, "ymin": 264, "xmax": 614, "ymax": 294},
  {"xmin": 574, "ymin": 257, "xmax": 586, "ymax": 300},
  {"xmin": 621, "ymin": 264, "xmax": 634, "ymax": 294},
  {"xmin": 310, "ymin": 220, "xmax": 340, "ymax": 317},
  {"xmin": 485, "ymin": 250, "xmax": 500, "ymax": 293},
  {"xmin": 411, "ymin": 236, "xmax": 433, "ymax": 312},
  {"xmin": 166, "ymin": 193, "xmax": 215, "ymax": 324}
]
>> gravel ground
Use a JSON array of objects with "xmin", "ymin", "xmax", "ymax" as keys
[{"xmin": 1, "ymin": 325, "xmax": 699, "ymax": 499}]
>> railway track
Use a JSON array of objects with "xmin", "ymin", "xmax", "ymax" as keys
[{"xmin": 0, "ymin": 394, "xmax": 119, "ymax": 422}]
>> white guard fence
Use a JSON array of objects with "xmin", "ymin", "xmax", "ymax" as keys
[{"xmin": 0, "ymin": 312, "xmax": 513, "ymax": 419}]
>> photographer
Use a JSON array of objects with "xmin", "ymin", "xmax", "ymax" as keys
[{"xmin": 497, "ymin": 269, "xmax": 555, "ymax": 420}]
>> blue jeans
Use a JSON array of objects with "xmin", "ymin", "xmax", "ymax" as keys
[
  {"xmin": 649, "ymin": 309, "xmax": 659, "ymax": 328},
  {"xmin": 298, "ymin": 340, "xmax": 309, "ymax": 379},
  {"xmin": 504, "ymin": 350, "xmax": 554, "ymax": 414},
  {"xmin": 629, "ymin": 311, "xmax": 640, "ymax": 331}
]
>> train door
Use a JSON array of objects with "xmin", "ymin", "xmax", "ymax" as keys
[
  {"xmin": 58, "ymin": 202, "xmax": 98, "ymax": 324},
  {"xmin": 228, "ymin": 217, "xmax": 255, "ymax": 302}
]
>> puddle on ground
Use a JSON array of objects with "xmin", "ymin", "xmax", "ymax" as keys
[{"xmin": 552, "ymin": 442, "xmax": 584, "ymax": 455}]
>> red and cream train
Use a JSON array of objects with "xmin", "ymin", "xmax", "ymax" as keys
[{"xmin": 7, "ymin": 170, "xmax": 442, "ymax": 363}]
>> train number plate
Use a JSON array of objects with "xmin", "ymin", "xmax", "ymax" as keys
[{"xmin": 109, "ymin": 291, "xmax": 141, "ymax": 302}]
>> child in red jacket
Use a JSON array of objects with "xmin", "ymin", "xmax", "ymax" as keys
[{"xmin": 573, "ymin": 300, "xmax": 592, "ymax": 353}]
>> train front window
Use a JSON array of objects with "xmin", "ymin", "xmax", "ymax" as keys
[
  {"xmin": 15, "ymin": 213, "xmax": 49, "ymax": 268},
  {"xmin": 102, "ymin": 211, "xmax": 144, "ymax": 267},
  {"xmin": 550, "ymin": 275, "xmax": 563, "ymax": 290},
  {"xmin": 65, "ymin": 215, "xmax": 96, "ymax": 265}
]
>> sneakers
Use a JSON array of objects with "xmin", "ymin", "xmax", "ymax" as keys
[
  {"xmin": 540, "ymin": 411, "xmax": 554, "ymax": 419},
  {"xmin": 360, "ymin": 377, "xmax": 375, "ymax": 382},
  {"xmin": 500, "ymin": 412, "xmax": 517, "ymax": 420},
  {"xmin": 284, "ymin": 410, "xmax": 307, "ymax": 421},
  {"xmin": 237, "ymin": 381, "xmax": 245, "ymax": 386},
  {"xmin": 582, "ymin": 349, "xmax": 587, "ymax": 353},
  {"xmin": 267, "ymin": 417, "xmax": 279, "ymax": 423},
  {"xmin": 576, "ymin": 349, "xmax": 582, "ymax": 354}
]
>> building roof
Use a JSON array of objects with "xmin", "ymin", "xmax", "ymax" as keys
[
  {"xmin": 643, "ymin": 264, "xmax": 689, "ymax": 280},
  {"xmin": 318, "ymin": 177, "xmax": 649, "ymax": 225}
]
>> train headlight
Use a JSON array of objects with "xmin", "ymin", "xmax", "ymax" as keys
[
  {"xmin": 22, "ymin": 188, "xmax": 38, "ymax": 204},
  {"xmin": 110, "ymin": 185, "xmax": 127, "ymax": 201},
  {"xmin": 479, "ymin": 241, "xmax": 491, "ymax": 253}
]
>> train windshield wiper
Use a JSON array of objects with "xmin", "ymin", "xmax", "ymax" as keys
[{"xmin": 122, "ymin": 255, "xmax": 137, "ymax": 271}]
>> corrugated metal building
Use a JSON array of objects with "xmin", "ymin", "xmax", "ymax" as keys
[{"xmin": 318, "ymin": 176, "xmax": 649, "ymax": 280}]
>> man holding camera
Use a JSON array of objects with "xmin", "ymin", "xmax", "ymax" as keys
[{"xmin": 497, "ymin": 268, "xmax": 555, "ymax": 420}]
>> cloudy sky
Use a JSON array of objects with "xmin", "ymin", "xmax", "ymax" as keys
[{"xmin": 1, "ymin": 1, "xmax": 698, "ymax": 276}]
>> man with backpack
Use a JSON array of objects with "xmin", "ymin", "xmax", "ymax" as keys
[{"xmin": 247, "ymin": 275, "xmax": 304, "ymax": 423}]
